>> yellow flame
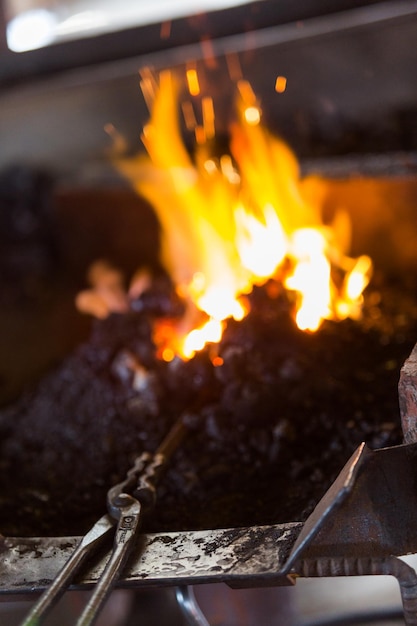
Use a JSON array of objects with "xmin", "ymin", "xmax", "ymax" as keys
[
  {"xmin": 117, "ymin": 70, "xmax": 372, "ymax": 358},
  {"xmin": 344, "ymin": 255, "xmax": 373, "ymax": 301},
  {"xmin": 182, "ymin": 318, "xmax": 224, "ymax": 359},
  {"xmin": 285, "ymin": 229, "xmax": 332, "ymax": 331},
  {"xmin": 235, "ymin": 203, "xmax": 287, "ymax": 281}
]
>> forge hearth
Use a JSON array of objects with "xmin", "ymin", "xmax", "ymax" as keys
[{"xmin": 1, "ymin": 164, "xmax": 417, "ymax": 541}]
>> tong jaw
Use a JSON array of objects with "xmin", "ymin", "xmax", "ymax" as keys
[{"xmin": 107, "ymin": 451, "xmax": 165, "ymax": 520}]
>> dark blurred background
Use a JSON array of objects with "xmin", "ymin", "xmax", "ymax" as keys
[{"xmin": 0, "ymin": 0, "xmax": 416, "ymax": 175}]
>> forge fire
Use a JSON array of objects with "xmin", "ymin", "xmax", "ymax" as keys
[
  {"xmin": 0, "ymin": 69, "xmax": 417, "ymax": 540},
  {"xmin": 113, "ymin": 70, "xmax": 372, "ymax": 361}
]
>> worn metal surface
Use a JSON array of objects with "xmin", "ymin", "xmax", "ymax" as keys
[
  {"xmin": 4, "ymin": 442, "xmax": 417, "ymax": 596},
  {"xmin": 281, "ymin": 441, "xmax": 417, "ymax": 626},
  {"xmin": 286, "ymin": 442, "xmax": 417, "ymax": 565},
  {"xmin": 0, "ymin": 523, "xmax": 302, "ymax": 595}
]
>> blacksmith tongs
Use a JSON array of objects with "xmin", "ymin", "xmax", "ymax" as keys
[{"xmin": 20, "ymin": 416, "xmax": 188, "ymax": 626}]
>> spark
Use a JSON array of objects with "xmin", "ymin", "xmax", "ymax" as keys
[
  {"xmin": 160, "ymin": 20, "xmax": 171, "ymax": 39},
  {"xmin": 139, "ymin": 68, "xmax": 158, "ymax": 112},
  {"xmin": 182, "ymin": 101, "xmax": 197, "ymax": 131},
  {"xmin": 186, "ymin": 68, "xmax": 200, "ymax": 96},
  {"xmin": 226, "ymin": 52, "xmax": 243, "ymax": 81},
  {"xmin": 195, "ymin": 125, "xmax": 206, "ymax": 144},
  {"xmin": 275, "ymin": 76, "xmax": 287, "ymax": 93},
  {"xmin": 202, "ymin": 96, "xmax": 215, "ymax": 140},
  {"xmin": 237, "ymin": 80, "xmax": 257, "ymax": 105}
]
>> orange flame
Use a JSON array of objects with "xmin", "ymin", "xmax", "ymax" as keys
[{"xmin": 117, "ymin": 70, "xmax": 372, "ymax": 359}]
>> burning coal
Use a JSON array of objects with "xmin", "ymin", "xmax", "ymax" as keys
[{"xmin": 109, "ymin": 70, "xmax": 372, "ymax": 359}]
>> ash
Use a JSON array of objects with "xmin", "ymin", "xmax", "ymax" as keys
[{"xmin": 1, "ymin": 270, "xmax": 417, "ymax": 539}]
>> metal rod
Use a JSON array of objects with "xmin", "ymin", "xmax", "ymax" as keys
[
  {"xmin": 156, "ymin": 415, "xmax": 189, "ymax": 460},
  {"xmin": 176, "ymin": 586, "xmax": 210, "ymax": 626}
]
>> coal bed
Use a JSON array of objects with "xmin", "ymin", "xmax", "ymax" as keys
[{"xmin": 1, "ymin": 172, "xmax": 417, "ymax": 539}]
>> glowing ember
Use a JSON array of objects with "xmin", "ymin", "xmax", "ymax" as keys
[{"xmin": 116, "ymin": 70, "xmax": 372, "ymax": 359}]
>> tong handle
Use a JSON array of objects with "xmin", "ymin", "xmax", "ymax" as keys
[
  {"xmin": 76, "ymin": 495, "xmax": 141, "ymax": 626},
  {"xmin": 19, "ymin": 515, "xmax": 114, "ymax": 626}
]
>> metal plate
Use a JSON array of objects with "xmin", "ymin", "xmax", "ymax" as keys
[{"xmin": 0, "ymin": 523, "xmax": 302, "ymax": 595}]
